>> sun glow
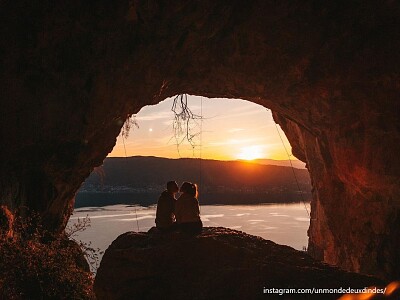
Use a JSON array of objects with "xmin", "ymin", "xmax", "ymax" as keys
[
  {"xmin": 109, "ymin": 96, "xmax": 296, "ymax": 162},
  {"xmin": 237, "ymin": 146, "xmax": 264, "ymax": 161}
]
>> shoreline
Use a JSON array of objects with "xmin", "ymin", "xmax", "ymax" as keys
[{"xmin": 75, "ymin": 191, "xmax": 311, "ymax": 208}]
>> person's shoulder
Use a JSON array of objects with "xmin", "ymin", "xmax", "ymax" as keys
[
  {"xmin": 177, "ymin": 193, "xmax": 185, "ymax": 199},
  {"xmin": 177, "ymin": 193, "xmax": 198, "ymax": 201},
  {"xmin": 159, "ymin": 190, "xmax": 169, "ymax": 199}
]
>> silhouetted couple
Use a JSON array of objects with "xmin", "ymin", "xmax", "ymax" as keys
[{"xmin": 155, "ymin": 181, "xmax": 202, "ymax": 235}]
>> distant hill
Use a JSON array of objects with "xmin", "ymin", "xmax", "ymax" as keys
[
  {"xmin": 76, "ymin": 156, "xmax": 311, "ymax": 207},
  {"xmin": 253, "ymin": 159, "xmax": 306, "ymax": 169}
]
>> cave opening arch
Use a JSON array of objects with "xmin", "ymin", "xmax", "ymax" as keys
[{"xmin": 72, "ymin": 95, "xmax": 313, "ymax": 263}]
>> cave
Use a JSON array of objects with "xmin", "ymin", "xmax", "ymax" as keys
[{"xmin": 1, "ymin": 1, "xmax": 400, "ymax": 280}]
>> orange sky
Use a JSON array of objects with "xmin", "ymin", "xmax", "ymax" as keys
[{"xmin": 108, "ymin": 96, "xmax": 298, "ymax": 162}]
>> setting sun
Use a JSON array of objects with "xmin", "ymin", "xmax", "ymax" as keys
[{"xmin": 237, "ymin": 146, "xmax": 264, "ymax": 161}]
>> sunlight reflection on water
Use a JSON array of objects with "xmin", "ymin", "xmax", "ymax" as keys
[{"xmin": 68, "ymin": 203, "xmax": 310, "ymax": 256}]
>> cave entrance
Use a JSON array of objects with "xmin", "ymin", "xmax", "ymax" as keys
[{"xmin": 70, "ymin": 95, "xmax": 312, "ymax": 266}]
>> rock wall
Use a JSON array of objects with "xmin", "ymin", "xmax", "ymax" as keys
[
  {"xmin": 273, "ymin": 114, "xmax": 400, "ymax": 279},
  {"xmin": 1, "ymin": 1, "xmax": 399, "ymax": 278}
]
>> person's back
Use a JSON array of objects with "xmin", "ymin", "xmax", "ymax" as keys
[
  {"xmin": 175, "ymin": 193, "xmax": 200, "ymax": 224},
  {"xmin": 175, "ymin": 182, "xmax": 202, "ymax": 235},
  {"xmin": 155, "ymin": 181, "xmax": 179, "ymax": 231}
]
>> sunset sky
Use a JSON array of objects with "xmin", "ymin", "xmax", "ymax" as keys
[{"xmin": 108, "ymin": 95, "xmax": 297, "ymax": 161}]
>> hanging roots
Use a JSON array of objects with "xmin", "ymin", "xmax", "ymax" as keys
[
  {"xmin": 121, "ymin": 114, "xmax": 139, "ymax": 139},
  {"xmin": 171, "ymin": 94, "xmax": 202, "ymax": 149}
]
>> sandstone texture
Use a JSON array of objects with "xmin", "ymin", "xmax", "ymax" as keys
[
  {"xmin": 1, "ymin": 1, "xmax": 400, "ymax": 278},
  {"xmin": 94, "ymin": 227, "xmax": 385, "ymax": 300}
]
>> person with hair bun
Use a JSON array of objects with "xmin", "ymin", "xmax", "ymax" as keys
[
  {"xmin": 175, "ymin": 181, "xmax": 202, "ymax": 235},
  {"xmin": 155, "ymin": 181, "xmax": 179, "ymax": 231}
]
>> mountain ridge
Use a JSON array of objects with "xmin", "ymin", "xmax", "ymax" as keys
[
  {"xmin": 76, "ymin": 156, "xmax": 311, "ymax": 207},
  {"xmin": 82, "ymin": 156, "xmax": 310, "ymax": 189}
]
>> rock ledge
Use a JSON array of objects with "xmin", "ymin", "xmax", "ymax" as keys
[{"xmin": 94, "ymin": 227, "xmax": 384, "ymax": 299}]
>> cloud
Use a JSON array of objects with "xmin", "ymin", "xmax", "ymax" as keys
[
  {"xmin": 136, "ymin": 111, "xmax": 173, "ymax": 122},
  {"xmin": 228, "ymin": 128, "xmax": 245, "ymax": 133},
  {"xmin": 208, "ymin": 138, "xmax": 267, "ymax": 147},
  {"xmin": 209, "ymin": 106, "xmax": 266, "ymax": 121}
]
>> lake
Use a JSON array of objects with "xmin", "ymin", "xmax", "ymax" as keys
[{"xmin": 68, "ymin": 202, "xmax": 311, "ymax": 259}]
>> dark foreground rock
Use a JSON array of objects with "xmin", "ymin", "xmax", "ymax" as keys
[{"xmin": 94, "ymin": 227, "xmax": 388, "ymax": 300}]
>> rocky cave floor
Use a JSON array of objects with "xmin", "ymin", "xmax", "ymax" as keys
[{"xmin": 93, "ymin": 227, "xmax": 399, "ymax": 299}]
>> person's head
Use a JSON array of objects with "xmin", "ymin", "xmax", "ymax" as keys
[
  {"xmin": 180, "ymin": 181, "xmax": 198, "ymax": 198},
  {"xmin": 166, "ymin": 181, "xmax": 179, "ymax": 194}
]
